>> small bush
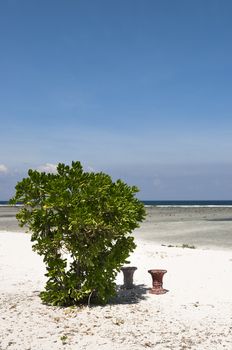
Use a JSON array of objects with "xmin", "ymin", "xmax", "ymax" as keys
[
  {"xmin": 10, "ymin": 161, "xmax": 145, "ymax": 306},
  {"xmin": 181, "ymin": 243, "xmax": 196, "ymax": 249}
]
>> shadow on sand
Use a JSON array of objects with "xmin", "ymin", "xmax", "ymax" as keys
[{"xmin": 109, "ymin": 284, "xmax": 149, "ymax": 305}]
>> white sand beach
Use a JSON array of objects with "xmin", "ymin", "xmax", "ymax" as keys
[{"xmin": 1, "ymin": 225, "xmax": 232, "ymax": 349}]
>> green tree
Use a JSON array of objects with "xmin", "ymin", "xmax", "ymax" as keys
[{"xmin": 10, "ymin": 161, "xmax": 145, "ymax": 306}]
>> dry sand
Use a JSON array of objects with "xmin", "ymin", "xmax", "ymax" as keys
[
  {"xmin": 0, "ymin": 232, "xmax": 232, "ymax": 350},
  {"xmin": 1, "ymin": 226, "xmax": 232, "ymax": 349}
]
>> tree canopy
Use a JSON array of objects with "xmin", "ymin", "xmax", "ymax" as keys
[{"xmin": 10, "ymin": 161, "xmax": 145, "ymax": 305}]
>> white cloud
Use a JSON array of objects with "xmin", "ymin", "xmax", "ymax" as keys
[
  {"xmin": 0, "ymin": 164, "xmax": 8, "ymax": 174},
  {"xmin": 86, "ymin": 166, "xmax": 96, "ymax": 172},
  {"xmin": 37, "ymin": 163, "xmax": 57, "ymax": 174},
  {"xmin": 153, "ymin": 176, "xmax": 164, "ymax": 189}
]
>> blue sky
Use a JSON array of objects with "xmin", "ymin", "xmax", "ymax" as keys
[{"xmin": 0, "ymin": 0, "xmax": 232, "ymax": 200}]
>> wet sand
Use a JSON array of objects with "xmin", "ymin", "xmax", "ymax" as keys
[
  {"xmin": 1, "ymin": 205, "xmax": 232, "ymax": 249},
  {"xmin": 136, "ymin": 206, "xmax": 232, "ymax": 250},
  {"xmin": 0, "ymin": 206, "xmax": 23, "ymax": 232}
]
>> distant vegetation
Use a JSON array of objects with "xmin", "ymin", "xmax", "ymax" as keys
[
  {"xmin": 181, "ymin": 243, "xmax": 196, "ymax": 249},
  {"xmin": 162, "ymin": 243, "xmax": 196, "ymax": 249}
]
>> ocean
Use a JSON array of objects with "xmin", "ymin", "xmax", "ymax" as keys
[
  {"xmin": 1, "ymin": 200, "xmax": 232, "ymax": 207},
  {"xmin": 142, "ymin": 200, "xmax": 232, "ymax": 207}
]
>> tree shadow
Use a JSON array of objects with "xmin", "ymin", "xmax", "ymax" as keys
[{"xmin": 109, "ymin": 284, "xmax": 149, "ymax": 305}]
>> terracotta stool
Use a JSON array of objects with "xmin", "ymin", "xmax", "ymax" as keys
[
  {"xmin": 121, "ymin": 266, "xmax": 137, "ymax": 289},
  {"xmin": 148, "ymin": 269, "xmax": 168, "ymax": 294}
]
